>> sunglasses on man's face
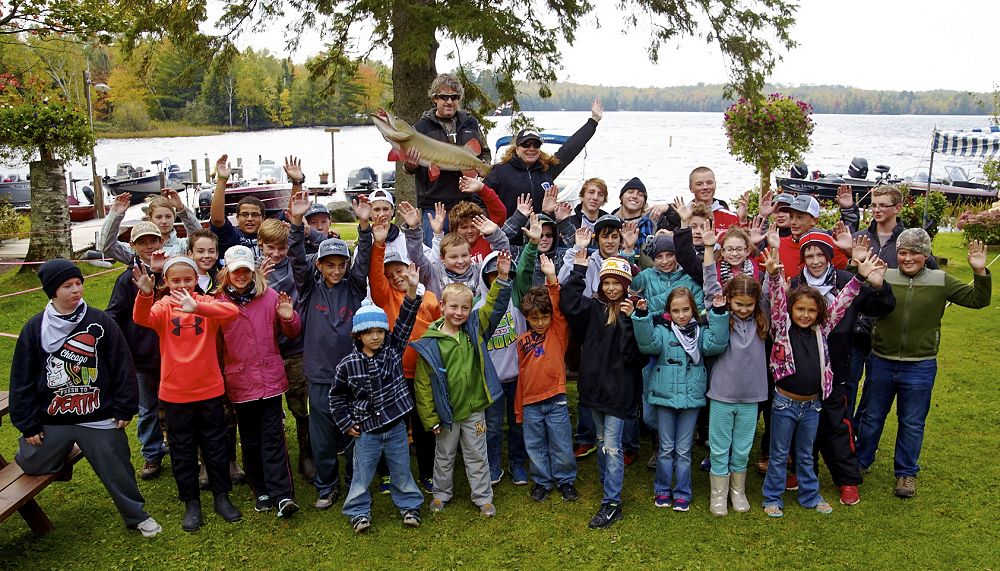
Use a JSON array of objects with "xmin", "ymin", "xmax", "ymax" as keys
[
  {"xmin": 434, "ymin": 93, "xmax": 460, "ymax": 101},
  {"xmin": 518, "ymin": 140, "xmax": 542, "ymax": 149}
]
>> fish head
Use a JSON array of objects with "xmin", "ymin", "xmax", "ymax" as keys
[{"xmin": 371, "ymin": 108, "xmax": 414, "ymax": 143}]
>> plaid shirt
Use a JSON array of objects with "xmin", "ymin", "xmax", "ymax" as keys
[{"xmin": 330, "ymin": 294, "xmax": 422, "ymax": 434}]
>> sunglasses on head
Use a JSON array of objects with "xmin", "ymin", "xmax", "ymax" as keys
[
  {"xmin": 518, "ymin": 140, "xmax": 542, "ymax": 149},
  {"xmin": 434, "ymin": 93, "xmax": 460, "ymax": 101}
]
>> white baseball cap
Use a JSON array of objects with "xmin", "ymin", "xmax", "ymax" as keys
[{"xmin": 224, "ymin": 245, "xmax": 256, "ymax": 272}]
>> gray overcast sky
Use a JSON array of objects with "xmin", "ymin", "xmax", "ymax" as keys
[{"xmin": 243, "ymin": 0, "xmax": 999, "ymax": 92}]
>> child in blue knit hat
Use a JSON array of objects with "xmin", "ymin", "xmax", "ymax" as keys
[{"xmin": 330, "ymin": 262, "xmax": 424, "ymax": 534}]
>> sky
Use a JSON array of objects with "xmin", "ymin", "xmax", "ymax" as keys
[{"xmin": 240, "ymin": 0, "xmax": 999, "ymax": 93}]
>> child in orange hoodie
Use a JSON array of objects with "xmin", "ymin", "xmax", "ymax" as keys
[
  {"xmin": 132, "ymin": 256, "xmax": 241, "ymax": 532},
  {"xmin": 368, "ymin": 219, "xmax": 442, "ymax": 491},
  {"xmin": 515, "ymin": 253, "xmax": 578, "ymax": 502}
]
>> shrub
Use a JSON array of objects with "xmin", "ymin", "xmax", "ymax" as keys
[
  {"xmin": 899, "ymin": 187, "xmax": 948, "ymax": 238},
  {"xmin": 724, "ymin": 93, "xmax": 814, "ymax": 194},
  {"xmin": 957, "ymin": 208, "xmax": 1000, "ymax": 245},
  {"xmin": 0, "ymin": 199, "xmax": 29, "ymax": 245},
  {"xmin": 111, "ymin": 101, "xmax": 151, "ymax": 132}
]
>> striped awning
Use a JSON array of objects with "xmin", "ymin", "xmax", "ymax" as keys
[{"xmin": 932, "ymin": 128, "xmax": 1000, "ymax": 157}]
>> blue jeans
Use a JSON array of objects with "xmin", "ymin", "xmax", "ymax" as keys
[
  {"xmin": 652, "ymin": 406, "xmax": 700, "ymax": 501},
  {"xmin": 309, "ymin": 382, "xmax": 353, "ymax": 496},
  {"xmin": 486, "ymin": 379, "xmax": 526, "ymax": 480},
  {"xmin": 522, "ymin": 395, "xmax": 577, "ymax": 489},
  {"xmin": 575, "ymin": 403, "xmax": 595, "ymax": 447},
  {"xmin": 135, "ymin": 369, "xmax": 166, "ymax": 463},
  {"xmin": 592, "ymin": 410, "xmax": 626, "ymax": 504},
  {"xmin": 343, "ymin": 422, "xmax": 423, "ymax": 518},
  {"xmin": 762, "ymin": 392, "xmax": 824, "ymax": 509},
  {"xmin": 856, "ymin": 356, "xmax": 937, "ymax": 478},
  {"xmin": 420, "ymin": 207, "xmax": 449, "ymax": 247}
]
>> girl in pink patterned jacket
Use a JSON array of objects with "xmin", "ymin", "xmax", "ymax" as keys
[{"xmin": 760, "ymin": 246, "xmax": 885, "ymax": 518}]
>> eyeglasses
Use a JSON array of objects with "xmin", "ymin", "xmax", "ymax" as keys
[
  {"xmin": 237, "ymin": 212, "xmax": 263, "ymax": 219},
  {"xmin": 433, "ymin": 93, "xmax": 460, "ymax": 101},
  {"xmin": 871, "ymin": 202, "xmax": 898, "ymax": 210},
  {"xmin": 518, "ymin": 140, "xmax": 542, "ymax": 149},
  {"xmin": 723, "ymin": 246, "xmax": 746, "ymax": 253},
  {"xmin": 541, "ymin": 232, "xmax": 555, "ymax": 239}
]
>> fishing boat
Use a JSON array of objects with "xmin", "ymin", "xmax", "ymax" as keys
[
  {"xmin": 103, "ymin": 161, "xmax": 190, "ymax": 203},
  {"xmin": 195, "ymin": 159, "xmax": 292, "ymax": 218},
  {"xmin": 0, "ymin": 174, "xmax": 31, "ymax": 207}
]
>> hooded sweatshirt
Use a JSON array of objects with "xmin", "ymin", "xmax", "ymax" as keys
[
  {"xmin": 265, "ymin": 255, "xmax": 304, "ymax": 357},
  {"xmin": 556, "ymin": 246, "xmax": 636, "ymax": 297},
  {"xmin": 404, "ymin": 224, "xmax": 510, "ymax": 299},
  {"xmin": 474, "ymin": 251, "xmax": 526, "ymax": 383},
  {"xmin": 632, "ymin": 266, "xmax": 705, "ymax": 316},
  {"xmin": 98, "ymin": 207, "xmax": 203, "ymax": 265}
]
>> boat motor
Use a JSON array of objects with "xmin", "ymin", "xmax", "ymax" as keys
[
  {"xmin": 790, "ymin": 162, "xmax": 809, "ymax": 179},
  {"xmin": 848, "ymin": 157, "xmax": 869, "ymax": 179}
]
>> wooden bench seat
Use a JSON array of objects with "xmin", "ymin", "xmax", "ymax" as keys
[{"xmin": 0, "ymin": 445, "xmax": 84, "ymax": 534}]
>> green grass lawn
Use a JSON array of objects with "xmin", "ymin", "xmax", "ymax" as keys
[{"xmin": 0, "ymin": 233, "xmax": 997, "ymax": 568}]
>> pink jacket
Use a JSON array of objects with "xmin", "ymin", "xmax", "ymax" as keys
[{"xmin": 218, "ymin": 287, "xmax": 302, "ymax": 403}]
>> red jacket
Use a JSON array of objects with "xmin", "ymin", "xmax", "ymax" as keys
[{"xmin": 134, "ymin": 290, "xmax": 239, "ymax": 404}]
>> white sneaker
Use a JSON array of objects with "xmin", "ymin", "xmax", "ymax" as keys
[{"xmin": 135, "ymin": 517, "xmax": 162, "ymax": 538}]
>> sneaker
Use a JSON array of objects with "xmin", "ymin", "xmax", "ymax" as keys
[
  {"xmin": 672, "ymin": 498, "xmax": 690, "ymax": 512},
  {"xmin": 133, "ymin": 516, "xmax": 162, "ymax": 538},
  {"xmin": 276, "ymin": 498, "xmax": 300, "ymax": 518},
  {"xmin": 785, "ymin": 474, "xmax": 799, "ymax": 491},
  {"xmin": 839, "ymin": 485, "xmax": 861, "ymax": 506},
  {"xmin": 699, "ymin": 457, "xmax": 711, "ymax": 472},
  {"xmin": 530, "ymin": 484, "xmax": 550, "ymax": 502},
  {"xmin": 380, "ymin": 476, "xmax": 391, "ymax": 495},
  {"xmin": 755, "ymin": 456, "xmax": 770, "ymax": 475},
  {"xmin": 813, "ymin": 501, "xmax": 834, "ymax": 514},
  {"xmin": 588, "ymin": 502, "xmax": 623, "ymax": 529},
  {"xmin": 559, "ymin": 483, "xmax": 579, "ymax": 502},
  {"xmin": 254, "ymin": 495, "xmax": 274, "ymax": 512},
  {"xmin": 511, "ymin": 466, "xmax": 529, "ymax": 485},
  {"xmin": 429, "ymin": 498, "xmax": 445, "ymax": 513},
  {"xmin": 574, "ymin": 444, "xmax": 597, "ymax": 458},
  {"xmin": 479, "ymin": 503, "xmax": 497, "ymax": 517},
  {"xmin": 654, "ymin": 495, "xmax": 672, "ymax": 508},
  {"xmin": 140, "ymin": 459, "xmax": 162, "ymax": 480},
  {"xmin": 490, "ymin": 468, "xmax": 504, "ymax": 485},
  {"xmin": 623, "ymin": 450, "xmax": 639, "ymax": 466},
  {"xmin": 314, "ymin": 490, "xmax": 338, "ymax": 510},
  {"xmin": 646, "ymin": 453, "xmax": 657, "ymax": 470},
  {"xmin": 894, "ymin": 476, "xmax": 917, "ymax": 498},
  {"xmin": 351, "ymin": 515, "xmax": 371, "ymax": 534},
  {"xmin": 420, "ymin": 477, "xmax": 434, "ymax": 494},
  {"xmin": 402, "ymin": 509, "xmax": 421, "ymax": 527}
]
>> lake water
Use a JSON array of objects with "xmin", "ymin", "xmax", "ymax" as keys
[{"xmin": 10, "ymin": 111, "xmax": 994, "ymax": 206}]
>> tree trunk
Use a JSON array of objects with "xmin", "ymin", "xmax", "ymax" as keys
[
  {"xmin": 20, "ymin": 159, "xmax": 72, "ymax": 272},
  {"xmin": 760, "ymin": 164, "xmax": 772, "ymax": 196},
  {"xmin": 390, "ymin": 0, "xmax": 439, "ymax": 207}
]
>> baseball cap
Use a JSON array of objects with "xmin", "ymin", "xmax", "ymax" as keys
[
  {"xmin": 593, "ymin": 214, "xmax": 623, "ymax": 236},
  {"xmin": 515, "ymin": 129, "xmax": 542, "ymax": 146},
  {"xmin": 383, "ymin": 249, "xmax": 407, "ymax": 267},
  {"xmin": 305, "ymin": 203, "xmax": 330, "ymax": 220},
  {"xmin": 317, "ymin": 238, "xmax": 350, "ymax": 260},
  {"xmin": 224, "ymin": 245, "xmax": 256, "ymax": 272},
  {"xmin": 368, "ymin": 188, "xmax": 394, "ymax": 207},
  {"xmin": 773, "ymin": 192, "xmax": 795, "ymax": 207},
  {"xmin": 782, "ymin": 195, "xmax": 820, "ymax": 218},
  {"xmin": 130, "ymin": 221, "xmax": 161, "ymax": 242}
]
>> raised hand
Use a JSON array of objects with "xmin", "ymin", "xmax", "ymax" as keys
[
  {"xmin": 620, "ymin": 298, "xmax": 635, "ymax": 317},
  {"xmin": 748, "ymin": 215, "xmax": 766, "ymax": 246},
  {"xmin": 397, "ymin": 201, "xmax": 420, "ymax": 228},
  {"xmin": 851, "ymin": 234, "xmax": 872, "ymax": 264},
  {"xmin": 635, "ymin": 298, "xmax": 648, "ymax": 312},
  {"xmin": 968, "ymin": 239, "xmax": 988, "ymax": 274},
  {"xmin": 353, "ymin": 195, "xmax": 372, "ymax": 223},
  {"xmin": 648, "ymin": 203, "xmax": 670, "ymax": 222},
  {"xmin": 541, "ymin": 184, "xmax": 558, "ymax": 214},
  {"xmin": 459, "ymin": 175, "xmax": 484, "ymax": 194},
  {"xmin": 672, "ymin": 196, "xmax": 691, "ymax": 225},
  {"xmin": 430, "ymin": 202, "xmax": 447, "ymax": 235},
  {"xmin": 574, "ymin": 226, "xmax": 593, "ymax": 249},
  {"xmin": 283, "ymin": 156, "xmax": 304, "ymax": 183},
  {"xmin": 215, "ymin": 154, "xmax": 231, "ymax": 180},
  {"xmin": 621, "ymin": 220, "xmax": 639, "ymax": 250},
  {"xmin": 591, "ymin": 96, "xmax": 604, "ymax": 122},
  {"xmin": 758, "ymin": 189, "xmax": 775, "ymax": 218},
  {"xmin": 149, "ymin": 249, "xmax": 167, "ymax": 274},
  {"xmin": 539, "ymin": 253, "xmax": 555, "ymax": 278},
  {"xmin": 554, "ymin": 201, "xmax": 573, "ymax": 222},
  {"xmin": 522, "ymin": 212, "xmax": 542, "ymax": 243},
  {"xmin": 289, "ymin": 191, "xmax": 312, "ymax": 222},
  {"xmin": 276, "ymin": 291, "xmax": 295, "ymax": 320},
  {"xmin": 131, "ymin": 265, "xmax": 154, "ymax": 295},
  {"xmin": 111, "ymin": 192, "xmax": 131, "ymax": 215},
  {"xmin": 404, "ymin": 262, "xmax": 421, "ymax": 289},
  {"xmin": 161, "ymin": 188, "xmax": 184, "ymax": 210},
  {"xmin": 515, "ymin": 194, "xmax": 533, "ymax": 217},
  {"xmin": 574, "ymin": 246, "xmax": 589, "ymax": 265},
  {"xmin": 763, "ymin": 247, "xmax": 782, "ymax": 276},
  {"xmin": 496, "ymin": 250, "xmax": 512, "ymax": 279},
  {"xmin": 736, "ymin": 192, "xmax": 748, "ymax": 223},
  {"xmin": 856, "ymin": 249, "xmax": 884, "ymax": 282},
  {"xmin": 259, "ymin": 255, "xmax": 275, "ymax": 278},
  {"xmin": 766, "ymin": 226, "xmax": 781, "ymax": 251},
  {"xmin": 170, "ymin": 288, "xmax": 199, "ymax": 313},
  {"xmin": 472, "ymin": 213, "xmax": 498, "ymax": 237},
  {"xmin": 372, "ymin": 221, "xmax": 390, "ymax": 244},
  {"xmin": 836, "ymin": 184, "xmax": 854, "ymax": 209},
  {"xmin": 702, "ymin": 218, "xmax": 718, "ymax": 247},
  {"xmin": 832, "ymin": 221, "xmax": 854, "ymax": 252},
  {"xmin": 712, "ymin": 293, "xmax": 727, "ymax": 308}
]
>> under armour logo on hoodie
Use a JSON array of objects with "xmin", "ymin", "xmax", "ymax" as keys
[{"xmin": 171, "ymin": 316, "xmax": 204, "ymax": 336}]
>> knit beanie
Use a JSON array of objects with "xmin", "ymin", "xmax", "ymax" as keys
[
  {"xmin": 352, "ymin": 298, "xmax": 389, "ymax": 333},
  {"xmin": 799, "ymin": 232, "xmax": 835, "ymax": 262},
  {"xmin": 896, "ymin": 228, "xmax": 932, "ymax": 257},
  {"xmin": 619, "ymin": 177, "xmax": 647, "ymax": 199},
  {"xmin": 650, "ymin": 235, "xmax": 675, "ymax": 256},
  {"xmin": 38, "ymin": 259, "xmax": 85, "ymax": 299},
  {"xmin": 597, "ymin": 256, "xmax": 634, "ymax": 303}
]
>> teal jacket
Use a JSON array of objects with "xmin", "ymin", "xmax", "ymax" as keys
[
  {"xmin": 872, "ymin": 267, "xmax": 991, "ymax": 361},
  {"xmin": 632, "ymin": 308, "xmax": 729, "ymax": 410},
  {"xmin": 632, "ymin": 267, "xmax": 704, "ymax": 316}
]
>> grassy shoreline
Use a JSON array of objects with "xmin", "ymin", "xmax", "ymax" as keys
[
  {"xmin": 0, "ymin": 232, "xmax": 996, "ymax": 568},
  {"xmin": 95, "ymin": 122, "xmax": 237, "ymax": 139}
]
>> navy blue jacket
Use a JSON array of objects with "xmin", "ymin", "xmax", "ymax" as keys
[{"xmin": 106, "ymin": 264, "xmax": 160, "ymax": 373}]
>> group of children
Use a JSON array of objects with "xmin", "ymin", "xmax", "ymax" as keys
[{"xmin": 8, "ymin": 156, "xmax": 991, "ymax": 537}]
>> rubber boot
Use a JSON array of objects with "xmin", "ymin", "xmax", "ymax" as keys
[
  {"xmin": 296, "ymin": 417, "xmax": 316, "ymax": 480},
  {"xmin": 709, "ymin": 473, "xmax": 729, "ymax": 516},
  {"xmin": 213, "ymin": 492, "xmax": 243, "ymax": 522},
  {"xmin": 227, "ymin": 428, "xmax": 246, "ymax": 484},
  {"xmin": 182, "ymin": 499, "xmax": 203, "ymax": 532},
  {"xmin": 729, "ymin": 471, "xmax": 751, "ymax": 513}
]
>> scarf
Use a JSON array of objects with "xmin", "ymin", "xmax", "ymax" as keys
[
  {"xmin": 440, "ymin": 264, "xmax": 481, "ymax": 298},
  {"xmin": 804, "ymin": 264, "xmax": 838, "ymax": 304},
  {"xmin": 41, "ymin": 299, "xmax": 88, "ymax": 353},
  {"xmin": 719, "ymin": 258, "xmax": 755, "ymax": 286},
  {"xmin": 670, "ymin": 320, "xmax": 702, "ymax": 365},
  {"xmin": 223, "ymin": 281, "xmax": 257, "ymax": 306}
]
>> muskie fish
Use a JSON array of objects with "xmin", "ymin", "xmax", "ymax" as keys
[{"xmin": 372, "ymin": 108, "xmax": 490, "ymax": 181}]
